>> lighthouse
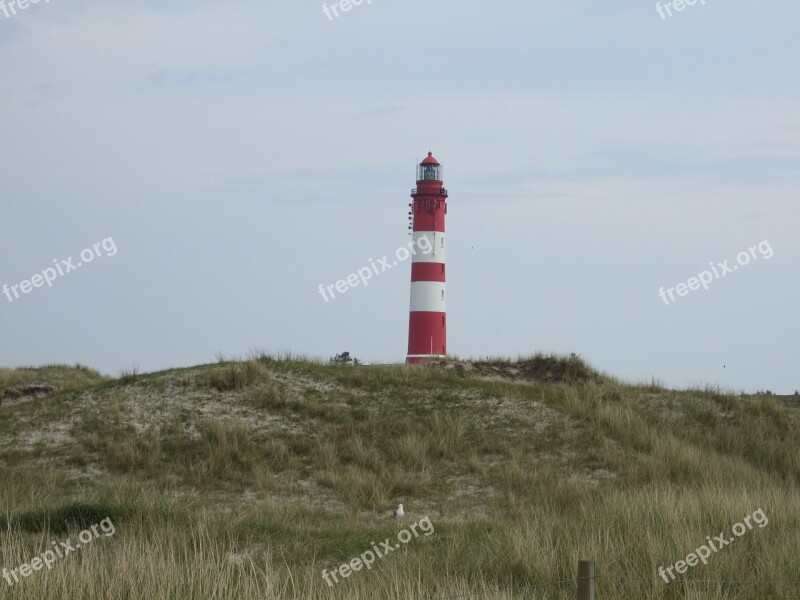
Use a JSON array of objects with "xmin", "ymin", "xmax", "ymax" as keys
[{"xmin": 406, "ymin": 152, "xmax": 448, "ymax": 364}]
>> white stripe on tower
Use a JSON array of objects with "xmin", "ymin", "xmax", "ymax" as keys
[
  {"xmin": 409, "ymin": 280, "xmax": 446, "ymax": 312},
  {"xmin": 410, "ymin": 232, "xmax": 445, "ymax": 262}
]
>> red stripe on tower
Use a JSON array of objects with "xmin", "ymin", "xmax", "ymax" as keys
[{"xmin": 406, "ymin": 152, "xmax": 448, "ymax": 363}]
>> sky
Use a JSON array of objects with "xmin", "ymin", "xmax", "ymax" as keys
[{"xmin": 0, "ymin": 0, "xmax": 798, "ymax": 393}]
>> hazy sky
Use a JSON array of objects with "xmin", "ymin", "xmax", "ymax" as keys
[{"xmin": 1, "ymin": 1, "xmax": 798, "ymax": 393}]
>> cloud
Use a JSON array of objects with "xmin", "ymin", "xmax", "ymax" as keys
[
  {"xmin": 352, "ymin": 105, "xmax": 406, "ymax": 121},
  {"xmin": 148, "ymin": 68, "xmax": 255, "ymax": 89},
  {"xmin": 583, "ymin": 142, "xmax": 800, "ymax": 184}
]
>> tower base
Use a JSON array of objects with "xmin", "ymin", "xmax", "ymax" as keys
[{"xmin": 405, "ymin": 354, "xmax": 447, "ymax": 364}]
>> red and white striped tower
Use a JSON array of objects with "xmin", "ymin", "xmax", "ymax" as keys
[{"xmin": 406, "ymin": 152, "xmax": 448, "ymax": 364}]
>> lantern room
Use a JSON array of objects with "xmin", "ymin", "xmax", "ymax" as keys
[{"xmin": 416, "ymin": 152, "xmax": 443, "ymax": 182}]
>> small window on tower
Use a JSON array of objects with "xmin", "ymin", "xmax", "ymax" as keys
[
  {"xmin": 441, "ymin": 290, "xmax": 445, "ymax": 300},
  {"xmin": 441, "ymin": 237, "xmax": 444, "ymax": 247}
]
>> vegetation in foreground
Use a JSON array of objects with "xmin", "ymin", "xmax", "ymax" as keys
[{"xmin": 0, "ymin": 354, "xmax": 798, "ymax": 599}]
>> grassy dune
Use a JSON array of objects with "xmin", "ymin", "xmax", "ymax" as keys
[
  {"xmin": 0, "ymin": 356, "xmax": 798, "ymax": 598},
  {"xmin": 0, "ymin": 364, "xmax": 106, "ymax": 404}
]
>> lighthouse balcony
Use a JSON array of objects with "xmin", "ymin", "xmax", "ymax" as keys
[{"xmin": 411, "ymin": 187, "xmax": 448, "ymax": 197}]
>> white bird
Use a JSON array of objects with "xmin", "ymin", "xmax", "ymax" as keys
[{"xmin": 392, "ymin": 504, "xmax": 404, "ymax": 518}]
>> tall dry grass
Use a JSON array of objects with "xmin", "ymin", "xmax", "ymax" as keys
[{"xmin": 0, "ymin": 355, "xmax": 798, "ymax": 598}]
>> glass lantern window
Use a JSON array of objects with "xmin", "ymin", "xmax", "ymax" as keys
[{"xmin": 417, "ymin": 164, "xmax": 442, "ymax": 181}]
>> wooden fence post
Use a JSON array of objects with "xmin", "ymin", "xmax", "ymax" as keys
[{"xmin": 577, "ymin": 559, "xmax": 596, "ymax": 600}]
